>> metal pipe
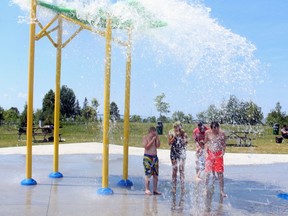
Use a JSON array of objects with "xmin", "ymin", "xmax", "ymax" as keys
[
  {"xmin": 25, "ymin": 0, "xmax": 37, "ymax": 181},
  {"xmin": 123, "ymin": 29, "xmax": 132, "ymax": 180},
  {"xmin": 53, "ymin": 16, "xmax": 63, "ymax": 174},
  {"xmin": 102, "ymin": 17, "xmax": 112, "ymax": 188},
  {"xmin": 36, "ymin": 21, "xmax": 57, "ymax": 47},
  {"xmin": 62, "ymin": 26, "xmax": 83, "ymax": 48},
  {"xmin": 35, "ymin": 15, "xmax": 58, "ymax": 39}
]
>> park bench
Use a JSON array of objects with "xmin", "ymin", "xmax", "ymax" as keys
[
  {"xmin": 226, "ymin": 131, "xmax": 254, "ymax": 147},
  {"xmin": 18, "ymin": 125, "xmax": 62, "ymax": 142}
]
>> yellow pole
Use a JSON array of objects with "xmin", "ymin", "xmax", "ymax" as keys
[
  {"xmin": 21, "ymin": 0, "xmax": 37, "ymax": 185},
  {"xmin": 50, "ymin": 16, "xmax": 63, "ymax": 178},
  {"xmin": 98, "ymin": 17, "xmax": 113, "ymax": 194},
  {"xmin": 123, "ymin": 30, "xmax": 132, "ymax": 181}
]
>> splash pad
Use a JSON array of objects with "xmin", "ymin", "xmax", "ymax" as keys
[
  {"xmin": 19, "ymin": 0, "xmax": 166, "ymax": 195},
  {"xmin": 14, "ymin": 0, "xmax": 262, "ymax": 195}
]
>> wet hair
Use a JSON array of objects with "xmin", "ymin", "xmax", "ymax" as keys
[
  {"xmin": 197, "ymin": 121, "xmax": 203, "ymax": 127},
  {"xmin": 148, "ymin": 126, "xmax": 156, "ymax": 133},
  {"xmin": 173, "ymin": 121, "xmax": 181, "ymax": 128},
  {"xmin": 180, "ymin": 129, "xmax": 186, "ymax": 138},
  {"xmin": 283, "ymin": 125, "xmax": 287, "ymax": 128},
  {"xmin": 210, "ymin": 121, "xmax": 220, "ymax": 129}
]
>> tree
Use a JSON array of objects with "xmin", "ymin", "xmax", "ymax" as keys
[
  {"xmin": 74, "ymin": 99, "xmax": 81, "ymax": 117},
  {"xmin": 154, "ymin": 93, "xmax": 170, "ymax": 118},
  {"xmin": 245, "ymin": 101, "xmax": 263, "ymax": 125},
  {"xmin": 34, "ymin": 109, "xmax": 43, "ymax": 126},
  {"xmin": 143, "ymin": 116, "xmax": 156, "ymax": 123},
  {"xmin": 206, "ymin": 104, "xmax": 220, "ymax": 123},
  {"xmin": 42, "ymin": 89, "xmax": 55, "ymax": 125},
  {"xmin": 0, "ymin": 106, "xmax": 4, "ymax": 125},
  {"xmin": 266, "ymin": 102, "xmax": 286, "ymax": 126},
  {"xmin": 82, "ymin": 97, "xmax": 88, "ymax": 111},
  {"xmin": 19, "ymin": 104, "xmax": 28, "ymax": 127},
  {"xmin": 60, "ymin": 85, "xmax": 77, "ymax": 118},
  {"xmin": 83, "ymin": 106, "xmax": 96, "ymax": 121},
  {"xmin": 197, "ymin": 96, "xmax": 263, "ymax": 125},
  {"xmin": 196, "ymin": 111, "xmax": 207, "ymax": 123},
  {"xmin": 149, "ymin": 116, "xmax": 157, "ymax": 123},
  {"xmin": 81, "ymin": 98, "xmax": 95, "ymax": 121},
  {"xmin": 157, "ymin": 115, "xmax": 170, "ymax": 123},
  {"xmin": 183, "ymin": 114, "xmax": 193, "ymax": 124},
  {"xmin": 110, "ymin": 102, "xmax": 120, "ymax": 121},
  {"xmin": 172, "ymin": 111, "xmax": 185, "ymax": 123},
  {"xmin": 91, "ymin": 98, "xmax": 100, "ymax": 121},
  {"xmin": 130, "ymin": 115, "xmax": 142, "ymax": 122},
  {"xmin": 3, "ymin": 107, "xmax": 19, "ymax": 123},
  {"xmin": 224, "ymin": 95, "xmax": 240, "ymax": 124}
]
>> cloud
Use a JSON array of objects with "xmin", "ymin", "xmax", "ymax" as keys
[{"xmin": 17, "ymin": 92, "xmax": 27, "ymax": 99}]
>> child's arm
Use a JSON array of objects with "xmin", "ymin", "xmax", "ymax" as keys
[
  {"xmin": 143, "ymin": 136, "xmax": 156, "ymax": 150},
  {"xmin": 168, "ymin": 135, "xmax": 175, "ymax": 146},
  {"xmin": 155, "ymin": 136, "xmax": 160, "ymax": 148}
]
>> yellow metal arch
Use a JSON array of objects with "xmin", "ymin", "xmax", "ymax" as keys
[
  {"xmin": 22, "ymin": 0, "xmax": 166, "ymax": 193},
  {"xmin": 22, "ymin": 0, "xmax": 132, "ymax": 193}
]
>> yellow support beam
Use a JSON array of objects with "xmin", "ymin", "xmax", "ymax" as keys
[
  {"xmin": 62, "ymin": 26, "xmax": 83, "ymax": 48},
  {"xmin": 59, "ymin": 14, "xmax": 105, "ymax": 38},
  {"xmin": 97, "ymin": 17, "xmax": 113, "ymax": 195},
  {"xmin": 117, "ymin": 28, "xmax": 133, "ymax": 188},
  {"xmin": 22, "ymin": 1, "xmax": 134, "ymax": 191},
  {"xmin": 49, "ymin": 16, "xmax": 63, "ymax": 179},
  {"xmin": 36, "ymin": 21, "xmax": 57, "ymax": 47},
  {"xmin": 59, "ymin": 14, "xmax": 127, "ymax": 47},
  {"xmin": 21, "ymin": 0, "xmax": 37, "ymax": 186},
  {"xmin": 123, "ymin": 29, "xmax": 132, "ymax": 180},
  {"xmin": 35, "ymin": 15, "xmax": 58, "ymax": 40}
]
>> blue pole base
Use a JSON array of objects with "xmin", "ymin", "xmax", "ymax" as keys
[
  {"xmin": 117, "ymin": 179, "xmax": 133, "ymax": 188},
  {"xmin": 277, "ymin": 193, "xmax": 288, "ymax": 200},
  {"xmin": 97, "ymin": 187, "xmax": 113, "ymax": 195},
  {"xmin": 49, "ymin": 172, "xmax": 63, "ymax": 178},
  {"xmin": 21, "ymin": 178, "xmax": 37, "ymax": 186}
]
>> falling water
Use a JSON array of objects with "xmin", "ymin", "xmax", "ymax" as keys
[
  {"xmin": 11, "ymin": 0, "xmax": 266, "ymax": 125},
  {"xmin": 10, "ymin": 1, "xmax": 287, "ymax": 215},
  {"xmin": 12, "ymin": 0, "xmax": 262, "ymax": 82}
]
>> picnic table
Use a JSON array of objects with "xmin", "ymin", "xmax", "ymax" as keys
[
  {"xmin": 226, "ymin": 131, "xmax": 253, "ymax": 147},
  {"xmin": 18, "ymin": 125, "xmax": 62, "ymax": 142}
]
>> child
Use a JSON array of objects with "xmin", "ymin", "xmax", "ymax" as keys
[
  {"xmin": 169, "ymin": 122, "xmax": 188, "ymax": 193},
  {"xmin": 143, "ymin": 126, "xmax": 161, "ymax": 195},
  {"xmin": 195, "ymin": 140, "xmax": 205, "ymax": 181}
]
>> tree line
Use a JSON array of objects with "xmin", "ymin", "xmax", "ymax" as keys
[
  {"xmin": 0, "ymin": 86, "xmax": 287, "ymax": 127},
  {"xmin": 154, "ymin": 93, "xmax": 288, "ymax": 126},
  {"xmin": 0, "ymin": 85, "xmax": 120, "ymax": 127}
]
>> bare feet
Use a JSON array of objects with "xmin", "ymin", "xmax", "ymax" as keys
[
  {"xmin": 181, "ymin": 187, "xmax": 185, "ymax": 194},
  {"xmin": 153, "ymin": 191, "xmax": 162, "ymax": 195},
  {"xmin": 171, "ymin": 187, "xmax": 176, "ymax": 194},
  {"xmin": 195, "ymin": 176, "xmax": 202, "ymax": 181},
  {"xmin": 145, "ymin": 190, "xmax": 152, "ymax": 195},
  {"xmin": 220, "ymin": 192, "xmax": 227, "ymax": 198}
]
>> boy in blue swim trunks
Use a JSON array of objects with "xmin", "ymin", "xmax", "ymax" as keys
[{"xmin": 143, "ymin": 126, "xmax": 161, "ymax": 195}]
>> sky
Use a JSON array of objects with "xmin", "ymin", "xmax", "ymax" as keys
[{"xmin": 1, "ymin": 0, "xmax": 288, "ymax": 119}]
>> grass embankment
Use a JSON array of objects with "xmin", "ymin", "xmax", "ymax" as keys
[{"xmin": 1, "ymin": 123, "xmax": 288, "ymax": 154}]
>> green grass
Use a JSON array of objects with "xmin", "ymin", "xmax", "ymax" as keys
[{"xmin": 1, "ymin": 122, "xmax": 288, "ymax": 154}]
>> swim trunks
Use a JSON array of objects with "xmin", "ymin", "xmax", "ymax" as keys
[
  {"xmin": 205, "ymin": 150, "xmax": 224, "ymax": 173},
  {"xmin": 143, "ymin": 154, "xmax": 159, "ymax": 177}
]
